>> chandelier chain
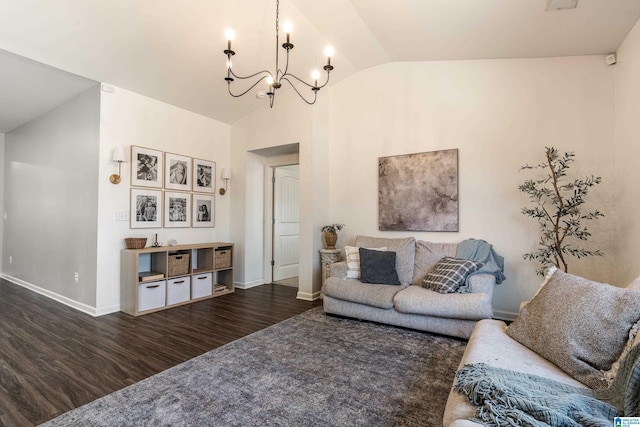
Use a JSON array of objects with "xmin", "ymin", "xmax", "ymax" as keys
[{"xmin": 275, "ymin": 0, "xmax": 280, "ymax": 81}]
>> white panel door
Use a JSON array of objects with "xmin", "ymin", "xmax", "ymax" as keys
[{"xmin": 273, "ymin": 165, "xmax": 300, "ymax": 281}]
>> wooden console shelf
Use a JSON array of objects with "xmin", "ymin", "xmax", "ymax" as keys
[{"xmin": 120, "ymin": 242, "xmax": 234, "ymax": 316}]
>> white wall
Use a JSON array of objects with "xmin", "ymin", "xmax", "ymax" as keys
[
  {"xmin": 328, "ymin": 57, "xmax": 616, "ymax": 318},
  {"xmin": 230, "ymin": 92, "xmax": 331, "ymax": 300},
  {"xmin": 615, "ymin": 19, "xmax": 640, "ymax": 286},
  {"xmin": 0, "ymin": 132, "xmax": 4, "ymax": 272},
  {"xmin": 96, "ymin": 85, "xmax": 231, "ymax": 313},
  {"xmin": 3, "ymin": 85, "xmax": 101, "ymax": 310}
]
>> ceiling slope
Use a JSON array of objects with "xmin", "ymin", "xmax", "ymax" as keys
[{"xmin": 0, "ymin": 0, "xmax": 638, "ymax": 128}]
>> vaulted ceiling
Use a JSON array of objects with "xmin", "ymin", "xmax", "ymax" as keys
[{"xmin": 0, "ymin": 0, "xmax": 639, "ymax": 132}]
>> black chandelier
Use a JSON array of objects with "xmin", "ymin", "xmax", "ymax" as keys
[{"xmin": 224, "ymin": 0, "xmax": 334, "ymax": 108}]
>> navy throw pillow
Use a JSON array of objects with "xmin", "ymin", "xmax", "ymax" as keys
[{"xmin": 359, "ymin": 248, "xmax": 401, "ymax": 285}]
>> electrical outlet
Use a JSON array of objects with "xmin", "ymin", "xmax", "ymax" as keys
[
  {"xmin": 9, "ymin": 256, "xmax": 12, "ymax": 264},
  {"xmin": 74, "ymin": 272, "xmax": 79, "ymax": 284}
]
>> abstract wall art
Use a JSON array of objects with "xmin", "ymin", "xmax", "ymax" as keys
[{"xmin": 378, "ymin": 149, "xmax": 458, "ymax": 231}]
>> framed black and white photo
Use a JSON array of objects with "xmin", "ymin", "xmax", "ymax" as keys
[
  {"xmin": 130, "ymin": 188, "xmax": 162, "ymax": 228},
  {"xmin": 192, "ymin": 194, "xmax": 215, "ymax": 228},
  {"xmin": 164, "ymin": 191, "xmax": 191, "ymax": 228},
  {"xmin": 165, "ymin": 152, "xmax": 192, "ymax": 191},
  {"xmin": 131, "ymin": 146, "xmax": 163, "ymax": 188},
  {"xmin": 192, "ymin": 158, "xmax": 216, "ymax": 194}
]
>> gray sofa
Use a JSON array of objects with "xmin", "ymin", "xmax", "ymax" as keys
[
  {"xmin": 443, "ymin": 274, "xmax": 640, "ymax": 426},
  {"xmin": 322, "ymin": 235, "xmax": 497, "ymax": 339}
]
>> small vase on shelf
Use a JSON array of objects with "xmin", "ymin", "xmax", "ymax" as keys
[
  {"xmin": 324, "ymin": 230, "xmax": 338, "ymax": 249},
  {"xmin": 321, "ymin": 223, "xmax": 345, "ymax": 250}
]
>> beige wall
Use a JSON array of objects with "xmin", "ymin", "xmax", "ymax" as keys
[
  {"xmin": 0, "ymin": 132, "xmax": 4, "ymax": 272},
  {"xmin": 96, "ymin": 85, "xmax": 231, "ymax": 313},
  {"xmin": 328, "ymin": 57, "xmax": 616, "ymax": 318},
  {"xmin": 615, "ymin": 19, "xmax": 640, "ymax": 286},
  {"xmin": 230, "ymin": 92, "xmax": 331, "ymax": 300},
  {"xmin": 234, "ymin": 56, "xmax": 617, "ymax": 318},
  {"xmin": 3, "ymin": 85, "xmax": 101, "ymax": 310}
]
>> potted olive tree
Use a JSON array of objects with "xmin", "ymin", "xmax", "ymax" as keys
[{"xmin": 519, "ymin": 147, "xmax": 604, "ymax": 275}]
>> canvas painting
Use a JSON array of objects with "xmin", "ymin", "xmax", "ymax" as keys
[{"xmin": 378, "ymin": 149, "xmax": 458, "ymax": 231}]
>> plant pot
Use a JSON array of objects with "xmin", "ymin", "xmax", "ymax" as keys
[{"xmin": 324, "ymin": 230, "xmax": 337, "ymax": 249}]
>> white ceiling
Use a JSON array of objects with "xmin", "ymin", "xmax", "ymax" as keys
[{"xmin": 0, "ymin": 0, "xmax": 639, "ymax": 132}]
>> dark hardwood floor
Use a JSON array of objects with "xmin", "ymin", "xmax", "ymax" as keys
[{"xmin": 0, "ymin": 279, "xmax": 321, "ymax": 426}]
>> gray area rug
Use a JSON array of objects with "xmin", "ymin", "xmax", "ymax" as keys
[{"xmin": 41, "ymin": 307, "xmax": 467, "ymax": 426}]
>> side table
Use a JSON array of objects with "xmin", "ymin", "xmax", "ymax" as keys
[{"xmin": 320, "ymin": 248, "xmax": 342, "ymax": 289}]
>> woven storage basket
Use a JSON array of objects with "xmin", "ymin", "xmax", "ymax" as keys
[
  {"xmin": 168, "ymin": 253, "xmax": 190, "ymax": 276},
  {"xmin": 215, "ymin": 249, "xmax": 232, "ymax": 269},
  {"xmin": 125, "ymin": 238, "xmax": 147, "ymax": 249}
]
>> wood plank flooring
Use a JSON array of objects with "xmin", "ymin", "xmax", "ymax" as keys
[{"xmin": 0, "ymin": 279, "xmax": 321, "ymax": 426}]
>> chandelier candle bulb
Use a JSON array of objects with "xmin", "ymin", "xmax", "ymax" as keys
[
  {"xmin": 284, "ymin": 21, "xmax": 292, "ymax": 44},
  {"xmin": 223, "ymin": 0, "xmax": 334, "ymax": 107},
  {"xmin": 224, "ymin": 29, "xmax": 235, "ymax": 51}
]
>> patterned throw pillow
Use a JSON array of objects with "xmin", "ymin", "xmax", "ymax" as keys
[
  {"xmin": 344, "ymin": 246, "xmax": 386, "ymax": 279},
  {"xmin": 422, "ymin": 257, "xmax": 484, "ymax": 293}
]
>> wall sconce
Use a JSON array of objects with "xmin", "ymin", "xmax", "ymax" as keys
[
  {"xmin": 219, "ymin": 168, "xmax": 231, "ymax": 195},
  {"xmin": 109, "ymin": 146, "xmax": 127, "ymax": 184}
]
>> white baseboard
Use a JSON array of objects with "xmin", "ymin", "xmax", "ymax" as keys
[
  {"xmin": 296, "ymin": 290, "xmax": 321, "ymax": 301},
  {"xmin": 493, "ymin": 310, "xmax": 518, "ymax": 321},
  {"xmin": 95, "ymin": 304, "xmax": 121, "ymax": 316},
  {"xmin": 1, "ymin": 274, "xmax": 108, "ymax": 317},
  {"xmin": 234, "ymin": 279, "xmax": 264, "ymax": 290}
]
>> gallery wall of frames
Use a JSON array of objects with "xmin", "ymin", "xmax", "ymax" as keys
[{"xmin": 129, "ymin": 145, "xmax": 216, "ymax": 229}]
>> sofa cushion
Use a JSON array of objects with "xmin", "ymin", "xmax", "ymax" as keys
[
  {"xmin": 442, "ymin": 319, "xmax": 587, "ymax": 427},
  {"xmin": 394, "ymin": 285, "xmax": 493, "ymax": 320},
  {"xmin": 355, "ymin": 236, "xmax": 416, "ymax": 284},
  {"xmin": 412, "ymin": 241, "xmax": 458, "ymax": 285},
  {"xmin": 422, "ymin": 257, "xmax": 483, "ymax": 293},
  {"xmin": 324, "ymin": 277, "xmax": 407, "ymax": 309},
  {"xmin": 359, "ymin": 248, "xmax": 400, "ymax": 285},
  {"xmin": 507, "ymin": 269, "xmax": 640, "ymax": 389},
  {"xmin": 345, "ymin": 245, "xmax": 386, "ymax": 279}
]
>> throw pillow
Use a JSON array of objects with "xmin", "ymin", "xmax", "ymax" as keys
[
  {"xmin": 507, "ymin": 269, "xmax": 640, "ymax": 389},
  {"xmin": 411, "ymin": 240, "xmax": 458, "ymax": 285},
  {"xmin": 422, "ymin": 257, "xmax": 483, "ymax": 293},
  {"xmin": 355, "ymin": 236, "xmax": 415, "ymax": 284},
  {"xmin": 344, "ymin": 245, "xmax": 386, "ymax": 279},
  {"xmin": 359, "ymin": 248, "xmax": 401, "ymax": 285}
]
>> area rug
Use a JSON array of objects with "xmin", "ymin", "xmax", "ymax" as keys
[{"xmin": 41, "ymin": 307, "xmax": 467, "ymax": 426}]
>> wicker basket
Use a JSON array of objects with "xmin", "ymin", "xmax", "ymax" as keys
[
  {"xmin": 125, "ymin": 238, "xmax": 147, "ymax": 249},
  {"xmin": 215, "ymin": 248, "xmax": 232, "ymax": 269},
  {"xmin": 168, "ymin": 253, "xmax": 190, "ymax": 277}
]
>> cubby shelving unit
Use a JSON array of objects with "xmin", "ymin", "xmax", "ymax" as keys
[{"xmin": 120, "ymin": 242, "xmax": 234, "ymax": 316}]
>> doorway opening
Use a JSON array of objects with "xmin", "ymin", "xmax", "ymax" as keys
[{"xmin": 270, "ymin": 164, "xmax": 300, "ymax": 287}]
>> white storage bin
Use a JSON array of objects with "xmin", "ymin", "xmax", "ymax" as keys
[
  {"xmin": 192, "ymin": 272, "xmax": 213, "ymax": 299},
  {"xmin": 167, "ymin": 276, "xmax": 191, "ymax": 305},
  {"xmin": 138, "ymin": 280, "xmax": 166, "ymax": 312}
]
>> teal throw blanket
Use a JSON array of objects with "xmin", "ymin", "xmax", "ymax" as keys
[
  {"xmin": 454, "ymin": 343, "xmax": 640, "ymax": 426},
  {"xmin": 456, "ymin": 238, "xmax": 506, "ymax": 284}
]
